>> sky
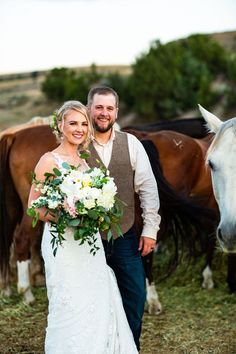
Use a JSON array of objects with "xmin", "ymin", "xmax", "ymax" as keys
[{"xmin": 1, "ymin": 0, "xmax": 236, "ymax": 75}]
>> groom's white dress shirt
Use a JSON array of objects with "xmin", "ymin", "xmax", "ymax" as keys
[{"xmin": 92, "ymin": 128, "xmax": 161, "ymax": 240}]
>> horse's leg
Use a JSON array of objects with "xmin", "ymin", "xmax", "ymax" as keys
[
  {"xmin": 14, "ymin": 214, "xmax": 36, "ymax": 304},
  {"xmin": 0, "ymin": 270, "xmax": 12, "ymax": 297},
  {"xmin": 202, "ymin": 235, "xmax": 215, "ymax": 290},
  {"xmin": 227, "ymin": 254, "xmax": 236, "ymax": 293},
  {"xmin": 30, "ymin": 222, "xmax": 45, "ymax": 287},
  {"xmin": 143, "ymin": 253, "xmax": 162, "ymax": 315}
]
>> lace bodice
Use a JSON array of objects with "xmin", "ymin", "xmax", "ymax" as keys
[{"xmin": 51, "ymin": 151, "xmax": 89, "ymax": 172}]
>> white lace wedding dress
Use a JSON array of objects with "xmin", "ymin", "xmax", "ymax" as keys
[{"xmin": 41, "ymin": 154, "xmax": 138, "ymax": 354}]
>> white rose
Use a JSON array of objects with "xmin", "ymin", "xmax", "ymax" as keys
[{"xmin": 83, "ymin": 198, "xmax": 96, "ymax": 209}]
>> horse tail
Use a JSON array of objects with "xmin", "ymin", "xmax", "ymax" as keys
[
  {"xmin": 0, "ymin": 134, "xmax": 22, "ymax": 281},
  {"xmin": 141, "ymin": 139, "xmax": 216, "ymax": 267}
]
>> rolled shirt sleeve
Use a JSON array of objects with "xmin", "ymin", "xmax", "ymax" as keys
[{"xmin": 127, "ymin": 133, "xmax": 161, "ymax": 240}]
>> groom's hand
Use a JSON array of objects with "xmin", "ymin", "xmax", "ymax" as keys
[{"xmin": 138, "ymin": 236, "xmax": 156, "ymax": 257}]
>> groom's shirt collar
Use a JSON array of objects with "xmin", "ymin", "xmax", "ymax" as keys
[{"xmin": 92, "ymin": 126, "xmax": 116, "ymax": 147}]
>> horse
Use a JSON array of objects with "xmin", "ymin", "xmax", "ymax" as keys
[
  {"xmin": 0, "ymin": 124, "xmax": 214, "ymax": 307},
  {"xmin": 0, "ymin": 116, "xmax": 52, "ymax": 140},
  {"xmin": 0, "ymin": 125, "xmax": 58, "ymax": 303},
  {"xmin": 123, "ymin": 117, "xmax": 208, "ymax": 138},
  {"xmin": 199, "ymin": 105, "xmax": 236, "ymax": 253},
  {"xmin": 121, "ymin": 129, "xmax": 219, "ymax": 312},
  {"xmin": 127, "ymin": 126, "xmax": 236, "ymax": 304}
]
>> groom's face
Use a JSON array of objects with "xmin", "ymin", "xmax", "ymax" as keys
[{"xmin": 88, "ymin": 93, "xmax": 118, "ymax": 133}]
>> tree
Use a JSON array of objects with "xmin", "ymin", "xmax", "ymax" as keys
[
  {"xmin": 41, "ymin": 67, "xmax": 74, "ymax": 102},
  {"xmin": 41, "ymin": 65, "xmax": 102, "ymax": 103},
  {"xmin": 129, "ymin": 35, "xmax": 228, "ymax": 120}
]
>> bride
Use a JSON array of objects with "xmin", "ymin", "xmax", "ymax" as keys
[{"xmin": 28, "ymin": 101, "xmax": 138, "ymax": 354}]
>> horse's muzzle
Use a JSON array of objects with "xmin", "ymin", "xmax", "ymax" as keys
[{"xmin": 217, "ymin": 225, "xmax": 236, "ymax": 253}]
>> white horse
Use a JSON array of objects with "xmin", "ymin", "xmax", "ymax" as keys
[{"xmin": 199, "ymin": 105, "xmax": 236, "ymax": 253}]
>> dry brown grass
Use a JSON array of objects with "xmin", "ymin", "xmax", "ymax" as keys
[
  {"xmin": 1, "ymin": 253, "xmax": 236, "ymax": 354},
  {"xmin": 0, "ymin": 61, "xmax": 236, "ymax": 353},
  {"xmin": 0, "ymin": 64, "xmax": 132, "ymax": 131},
  {"xmin": 0, "ymin": 76, "xmax": 56, "ymax": 130}
]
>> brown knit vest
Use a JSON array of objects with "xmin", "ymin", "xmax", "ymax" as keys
[{"xmin": 87, "ymin": 131, "xmax": 135, "ymax": 239}]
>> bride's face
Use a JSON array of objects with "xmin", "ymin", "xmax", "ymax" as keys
[{"xmin": 59, "ymin": 109, "xmax": 88, "ymax": 145}]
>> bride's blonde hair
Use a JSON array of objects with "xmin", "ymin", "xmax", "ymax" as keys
[{"xmin": 51, "ymin": 100, "xmax": 93, "ymax": 150}]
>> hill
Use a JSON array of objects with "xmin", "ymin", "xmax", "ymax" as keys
[
  {"xmin": 0, "ymin": 30, "xmax": 236, "ymax": 130},
  {"xmin": 211, "ymin": 30, "xmax": 236, "ymax": 51},
  {"xmin": 0, "ymin": 65, "xmax": 131, "ymax": 130}
]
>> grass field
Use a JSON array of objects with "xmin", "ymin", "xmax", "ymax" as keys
[
  {"xmin": 0, "ymin": 75, "xmax": 57, "ymax": 130},
  {"xmin": 0, "ymin": 69, "xmax": 236, "ymax": 354},
  {"xmin": 1, "ymin": 251, "xmax": 236, "ymax": 354},
  {"xmin": 0, "ymin": 65, "xmax": 132, "ymax": 130}
]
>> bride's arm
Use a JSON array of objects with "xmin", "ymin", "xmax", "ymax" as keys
[{"xmin": 28, "ymin": 152, "xmax": 57, "ymax": 223}]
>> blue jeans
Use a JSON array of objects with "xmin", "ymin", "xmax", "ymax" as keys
[{"xmin": 102, "ymin": 226, "xmax": 146, "ymax": 351}]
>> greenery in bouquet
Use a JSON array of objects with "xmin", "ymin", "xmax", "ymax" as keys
[{"xmin": 27, "ymin": 159, "xmax": 124, "ymax": 256}]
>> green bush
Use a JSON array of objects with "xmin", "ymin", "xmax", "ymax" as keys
[
  {"xmin": 41, "ymin": 35, "xmax": 236, "ymax": 120},
  {"xmin": 129, "ymin": 35, "xmax": 229, "ymax": 120},
  {"xmin": 41, "ymin": 65, "xmax": 102, "ymax": 104}
]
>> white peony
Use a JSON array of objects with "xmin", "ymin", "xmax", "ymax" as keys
[
  {"xmin": 88, "ymin": 167, "xmax": 105, "ymax": 178},
  {"xmin": 77, "ymin": 187, "xmax": 101, "ymax": 202},
  {"xmin": 97, "ymin": 192, "xmax": 115, "ymax": 210},
  {"xmin": 102, "ymin": 179, "xmax": 117, "ymax": 197},
  {"xmin": 60, "ymin": 178, "xmax": 81, "ymax": 197}
]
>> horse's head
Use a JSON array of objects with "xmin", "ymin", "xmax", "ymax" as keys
[{"xmin": 199, "ymin": 104, "xmax": 236, "ymax": 253}]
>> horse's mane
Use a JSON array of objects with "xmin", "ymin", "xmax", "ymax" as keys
[
  {"xmin": 141, "ymin": 139, "xmax": 216, "ymax": 268},
  {"xmin": 206, "ymin": 117, "xmax": 236, "ymax": 160},
  {"xmin": 0, "ymin": 116, "xmax": 52, "ymax": 141}
]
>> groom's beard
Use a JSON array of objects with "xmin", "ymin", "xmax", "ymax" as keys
[{"xmin": 93, "ymin": 121, "xmax": 114, "ymax": 133}]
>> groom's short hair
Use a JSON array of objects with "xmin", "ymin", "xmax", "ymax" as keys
[{"xmin": 87, "ymin": 86, "xmax": 119, "ymax": 108}]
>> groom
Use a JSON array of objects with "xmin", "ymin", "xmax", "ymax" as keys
[{"xmin": 86, "ymin": 86, "xmax": 161, "ymax": 350}]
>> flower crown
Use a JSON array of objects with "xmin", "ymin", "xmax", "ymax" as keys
[{"xmin": 50, "ymin": 111, "xmax": 61, "ymax": 138}]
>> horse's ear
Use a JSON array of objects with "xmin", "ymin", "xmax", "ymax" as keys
[{"xmin": 198, "ymin": 104, "xmax": 222, "ymax": 133}]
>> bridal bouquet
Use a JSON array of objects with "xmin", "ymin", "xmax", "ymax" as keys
[{"xmin": 27, "ymin": 161, "xmax": 123, "ymax": 256}]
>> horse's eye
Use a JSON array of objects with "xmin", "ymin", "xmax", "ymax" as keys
[{"xmin": 207, "ymin": 159, "xmax": 215, "ymax": 171}]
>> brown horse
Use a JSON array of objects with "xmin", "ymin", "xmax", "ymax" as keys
[
  {"xmin": 0, "ymin": 124, "xmax": 214, "ymax": 306},
  {"xmin": 126, "ymin": 130, "xmax": 220, "ymax": 313},
  {"xmin": 123, "ymin": 117, "xmax": 208, "ymax": 138},
  {"xmin": 129, "ymin": 129, "xmax": 236, "ymax": 305},
  {"xmin": 125, "ymin": 128, "xmax": 216, "ymax": 206},
  {"xmin": 0, "ymin": 126, "xmax": 58, "ymax": 303}
]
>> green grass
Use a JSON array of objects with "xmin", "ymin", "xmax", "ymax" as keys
[
  {"xmin": 0, "ymin": 74, "xmax": 236, "ymax": 353},
  {"xmin": 1, "ymin": 251, "xmax": 236, "ymax": 354},
  {"xmin": 0, "ymin": 287, "xmax": 47, "ymax": 353}
]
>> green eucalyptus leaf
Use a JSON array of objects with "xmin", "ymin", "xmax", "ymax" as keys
[
  {"xmin": 68, "ymin": 219, "xmax": 80, "ymax": 227},
  {"xmin": 62, "ymin": 162, "xmax": 71, "ymax": 170},
  {"xmin": 51, "ymin": 178, "xmax": 61, "ymax": 185},
  {"xmin": 107, "ymin": 229, "xmax": 113, "ymax": 242},
  {"xmin": 44, "ymin": 172, "xmax": 55, "ymax": 177},
  {"xmin": 79, "ymin": 152, "xmax": 90, "ymax": 160},
  {"xmin": 88, "ymin": 210, "xmax": 99, "ymax": 220},
  {"xmin": 26, "ymin": 208, "xmax": 35, "ymax": 217},
  {"xmin": 53, "ymin": 168, "xmax": 62, "ymax": 176},
  {"xmin": 115, "ymin": 224, "xmax": 123, "ymax": 237}
]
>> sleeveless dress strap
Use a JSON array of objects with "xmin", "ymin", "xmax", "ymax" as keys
[
  {"xmin": 50, "ymin": 151, "xmax": 89, "ymax": 172},
  {"xmin": 50, "ymin": 152, "xmax": 64, "ymax": 168}
]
